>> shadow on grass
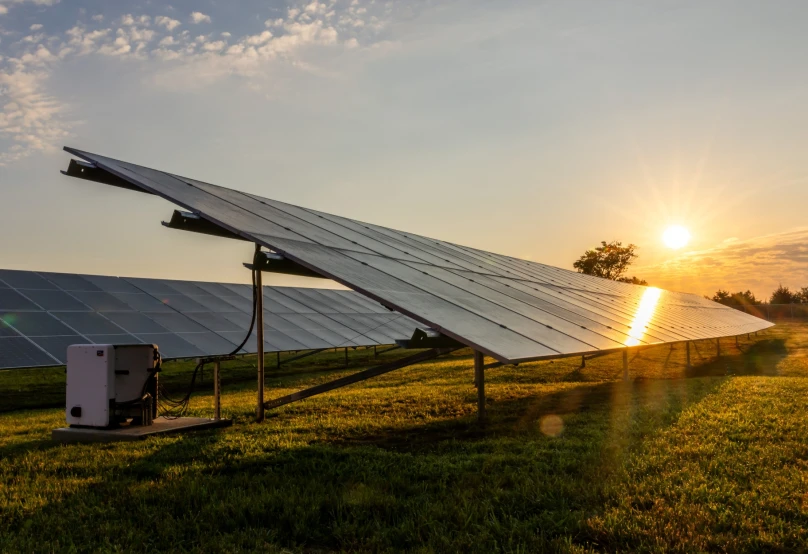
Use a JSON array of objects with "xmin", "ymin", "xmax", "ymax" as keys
[
  {"xmin": 684, "ymin": 338, "xmax": 787, "ymax": 378},
  {"xmin": 4, "ymin": 376, "xmax": 728, "ymax": 552}
]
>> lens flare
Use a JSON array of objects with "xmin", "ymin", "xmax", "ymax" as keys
[{"xmin": 539, "ymin": 414, "xmax": 564, "ymax": 437}]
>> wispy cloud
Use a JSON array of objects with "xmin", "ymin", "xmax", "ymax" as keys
[
  {"xmin": 189, "ymin": 11, "xmax": 211, "ymax": 25},
  {"xmin": 0, "ymin": 1, "xmax": 393, "ymax": 165},
  {"xmin": 637, "ymin": 228, "xmax": 808, "ymax": 297}
]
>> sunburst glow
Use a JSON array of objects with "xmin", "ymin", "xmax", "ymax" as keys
[
  {"xmin": 662, "ymin": 225, "xmax": 691, "ymax": 249},
  {"xmin": 625, "ymin": 287, "xmax": 661, "ymax": 346}
]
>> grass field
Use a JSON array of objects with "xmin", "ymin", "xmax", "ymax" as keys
[{"xmin": 1, "ymin": 323, "xmax": 807, "ymax": 552}]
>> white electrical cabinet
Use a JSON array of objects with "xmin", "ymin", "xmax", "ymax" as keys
[{"xmin": 66, "ymin": 344, "xmax": 160, "ymax": 428}]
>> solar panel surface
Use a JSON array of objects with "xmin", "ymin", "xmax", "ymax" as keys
[
  {"xmin": 0, "ymin": 269, "xmax": 423, "ymax": 369},
  {"xmin": 62, "ymin": 148, "xmax": 774, "ymax": 364}
]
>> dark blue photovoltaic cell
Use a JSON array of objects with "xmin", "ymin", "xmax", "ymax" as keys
[
  {"xmin": 0, "ymin": 312, "xmax": 78, "ymax": 337},
  {"xmin": 111, "ymin": 292, "xmax": 175, "ymax": 313},
  {"xmin": 0, "ymin": 267, "xmax": 417, "ymax": 368},
  {"xmin": 103, "ymin": 312, "xmax": 170, "ymax": 334},
  {"xmin": 87, "ymin": 334, "xmax": 142, "ymax": 345},
  {"xmin": 135, "ymin": 333, "xmax": 205, "ymax": 358},
  {"xmin": 18, "ymin": 289, "xmax": 90, "ymax": 311},
  {"xmin": 0, "ymin": 337, "xmax": 57, "ymax": 368},
  {"xmin": 54, "ymin": 312, "xmax": 126, "ymax": 335},
  {"xmin": 29, "ymin": 336, "xmax": 86, "ymax": 363},
  {"xmin": 0, "ymin": 270, "xmax": 58, "ymax": 290},
  {"xmin": 39, "ymin": 272, "xmax": 101, "ymax": 292},
  {"xmin": 69, "ymin": 291, "xmax": 132, "ymax": 312},
  {"xmin": 0, "ymin": 289, "xmax": 40, "ymax": 311}
]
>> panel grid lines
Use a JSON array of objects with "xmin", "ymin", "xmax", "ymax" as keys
[{"xmin": 0, "ymin": 268, "xmax": 419, "ymax": 369}]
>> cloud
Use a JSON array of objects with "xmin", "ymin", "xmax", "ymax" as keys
[
  {"xmin": 0, "ymin": 6, "xmax": 8, "ymax": 15},
  {"xmin": 636, "ymin": 228, "xmax": 808, "ymax": 297},
  {"xmin": 189, "ymin": 11, "xmax": 211, "ymax": 24},
  {"xmin": 0, "ymin": 0, "xmax": 393, "ymax": 164},
  {"xmin": 155, "ymin": 16, "xmax": 180, "ymax": 31},
  {"xmin": 0, "ymin": 69, "xmax": 70, "ymax": 165}
]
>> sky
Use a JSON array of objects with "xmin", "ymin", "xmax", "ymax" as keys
[{"xmin": 0, "ymin": 0, "xmax": 806, "ymax": 299}]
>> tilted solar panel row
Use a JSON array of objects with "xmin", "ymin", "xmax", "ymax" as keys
[
  {"xmin": 0, "ymin": 269, "xmax": 424, "ymax": 369},
  {"xmin": 61, "ymin": 148, "xmax": 773, "ymax": 364}
]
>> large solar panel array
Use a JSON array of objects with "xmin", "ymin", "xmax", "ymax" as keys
[
  {"xmin": 62, "ymin": 148, "xmax": 773, "ymax": 364},
  {"xmin": 0, "ymin": 269, "xmax": 423, "ymax": 369}
]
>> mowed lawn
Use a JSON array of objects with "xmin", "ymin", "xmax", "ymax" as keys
[{"xmin": 2, "ymin": 323, "xmax": 808, "ymax": 552}]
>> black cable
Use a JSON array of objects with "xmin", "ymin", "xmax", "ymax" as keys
[{"xmin": 158, "ymin": 254, "xmax": 261, "ymax": 418}]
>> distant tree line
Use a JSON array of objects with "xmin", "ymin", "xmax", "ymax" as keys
[{"xmin": 710, "ymin": 285, "xmax": 808, "ymax": 307}]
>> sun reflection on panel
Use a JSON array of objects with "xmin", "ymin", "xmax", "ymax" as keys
[{"xmin": 625, "ymin": 287, "xmax": 662, "ymax": 346}]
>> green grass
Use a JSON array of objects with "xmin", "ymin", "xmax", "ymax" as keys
[{"xmin": 1, "ymin": 325, "xmax": 807, "ymax": 552}]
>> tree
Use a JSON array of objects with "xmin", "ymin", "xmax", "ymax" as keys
[
  {"xmin": 618, "ymin": 276, "xmax": 649, "ymax": 286},
  {"xmin": 573, "ymin": 241, "xmax": 640, "ymax": 281},
  {"xmin": 796, "ymin": 287, "xmax": 808, "ymax": 304},
  {"xmin": 711, "ymin": 289, "xmax": 760, "ymax": 308},
  {"xmin": 770, "ymin": 284, "xmax": 796, "ymax": 304}
]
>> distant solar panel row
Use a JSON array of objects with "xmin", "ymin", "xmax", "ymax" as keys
[
  {"xmin": 0, "ymin": 269, "xmax": 423, "ymax": 369},
  {"xmin": 63, "ymin": 148, "xmax": 773, "ymax": 364}
]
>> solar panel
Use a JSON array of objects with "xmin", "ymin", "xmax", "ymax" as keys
[
  {"xmin": 61, "ymin": 148, "xmax": 772, "ymax": 363},
  {"xmin": 0, "ymin": 269, "xmax": 420, "ymax": 369}
]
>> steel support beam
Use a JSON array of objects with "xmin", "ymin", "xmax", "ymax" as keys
[
  {"xmin": 213, "ymin": 360, "xmax": 221, "ymax": 420},
  {"xmin": 474, "ymin": 350, "xmax": 485, "ymax": 423},
  {"xmin": 163, "ymin": 209, "xmax": 246, "ymax": 241},
  {"xmin": 255, "ymin": 246, "xmax": 265, "ymax": 423},
  {"xmin": 374, "ymin": 345, "xmax": 401, "ymax": 357},
  {"xmin": 264, "ymin": 347, "xmax": 458, "ymax": 410},
  {"xmin": 716, "ymin": 338, "xmax": 721, "ymax": 357},
  {"xmin": 686, "ymin": 342, "xmax": 691, "ymax": 368},
  {"xmin": 278, "ymin": 348, "xmax": 327, "ymax": 367},
  {"xmin": 622, "ymin": 349, "xmax": 629, "ymax": 381}
]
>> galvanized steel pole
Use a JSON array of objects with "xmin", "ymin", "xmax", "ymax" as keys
[
  {"xmin": 474, "ymin": 350, "xmax": 485, "ymax": 423},
  {"xmin": 622, "ymin": 349, "xmax": 629, "ymax": 381},
  {"xmin": 214, "ymin": 360, "xmax": 221, "ymax": 420},
  {"xmin": 686, "ymin": 342, "xmax": 691, "ymax": 368},
  {"xmin": 255, "ymin": 245, "xmax": 265, "ymax": 423},
  {"xmin": 716, "ymin": 338, "xmax": 721, "ymax": 357}
]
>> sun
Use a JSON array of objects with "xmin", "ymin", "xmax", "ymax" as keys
[{"xmin": 662, "ymin": 225, "xmax": 691, "ymax": 249}]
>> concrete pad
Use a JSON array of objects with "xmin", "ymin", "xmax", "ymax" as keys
[{"xmin": 52, "ymin": 417, "xmax": 232, "ymax": 444}]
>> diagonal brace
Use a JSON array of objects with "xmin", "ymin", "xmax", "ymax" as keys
[
  {"xmin": 278, "ymin": 348, "xmax": 327, "ymax": 367},
  {"xmin": 264, "ymin": 347, "xmax": 458, "ymax": 410}
]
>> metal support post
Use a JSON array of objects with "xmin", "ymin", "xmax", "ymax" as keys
[
  {"xmin": 474, "ymin": 350, "xmax": 485, "ymax": 423},
  {"xmin": 622, "ymin": 349, "xmax": 629, "ymax": 381},
  {"xmin": 716, "ymin": 338, "xmax": 721, "ymax": 357},
  {"xmin": 736, "ymin": 335, "xmax": 739, "ymax": 348},
  {"xmin": 213, "ymin": 360, "xmax": 221, "ymax": 420},
  {"xmin": 374, "ymin": 345, "xmax": 378, "ymax": 358},
  {"xmin": 581, "ymin": 355, "xmax": 585, "ymax": 368},
  {"xmin": 686, "ymin": 342, "xmax": 691, "ymax": 368},
  {"xmin": 344, "ymin": 347, "xmax": 348, "ymax": 367},
  {"xmin": 255, "ymin": 245, "xmax": 265, "ymax": 423}
]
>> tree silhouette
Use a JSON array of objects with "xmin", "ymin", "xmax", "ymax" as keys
[
  {"xmin": 711, "ymin": 289, "xmax": 760, "ymax": 307},
  {"xmin": 573, "ymin": 241, "xmax": 641, "ymax": 282},
  {"xmin": 770, "ymin": 285, "xmax": 796, "ymax": 304}
]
